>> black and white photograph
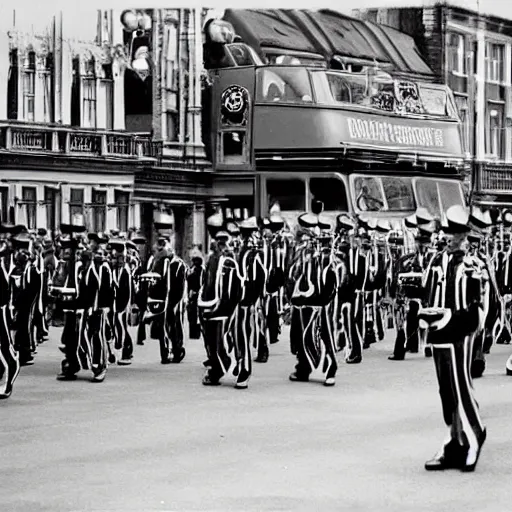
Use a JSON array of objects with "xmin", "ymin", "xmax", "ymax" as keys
[{"xmin": 1, "ymin": 0, "xmax": 512, "ymax": 510}]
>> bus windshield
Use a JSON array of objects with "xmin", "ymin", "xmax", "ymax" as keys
[
  {"xmin": 352, "ymin": 175, "xmax": 465, "ymax": 218},
  {"xmin": 353, "ymin": 176, "xmax": 416, "ymax": 212},
  {"xmin": 415, "ymin": 178, "xmax": 465, "ymax": 219}
]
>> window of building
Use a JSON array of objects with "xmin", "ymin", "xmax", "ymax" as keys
[
  {"xmin": 167, "ymin": 111, "xmax": 179, "ymax": 141},
  {"xmin": 101, "ymin": 63, "xmax": 114, "ymax": 130},
  {"xmin": 92, "ymin": 189, "xmax": 106, "ymax": 232},
  {"xmin": 69, "ymin": 188, "xmax": 84, "ymax": 225},
  {"xmin": 44, "ymin": 187, "xmax": 58, "ymax": 233},
  {"xmin": 42, "ymin": 53, "xmax": 54, "ymax": 123},
  {"xmin": 0, "ymin": 188, "xmax": 9, "ymax": 224},
  {"xmin": 71, "ymin": 58, "xmax": 80, "ymax": 127},
  {"xmin": 223, "ymin": 197, "xmax": 253, "ymax": 222},
  {"xmin": 486, "ymin": 102, "xmax": 504, "ymax": 159},
  {"xmin": 7, "ymin": 50, "xmax": 18, "ymax": 120},
  {"xmin": 454, "ymin": 94, "xmax": 471, "ymax": 155},
  {"xmin": 472, "ymin": 41, "xmax": 478, "ymax": 75},
  {"xmin": 83, "ymin": 59, "xmax": 97, "ymax": 129},
  {"xmin": 115, "ymin": 190, "xmax": 130, "ymax": 232},
  {"xmin": 485, "ymin": 42, "xmax": 504, "ymax": 83},
  {"xmin": 447, "ymin": 33, "xmax": 466, "ymax": 75},
  {"xmin": 22, "ymin": 186, "xmax": 37, "ymax": 230},
  {"xmin": 22, "ymin": 51, "xmax": 36, "ymax": 122}
]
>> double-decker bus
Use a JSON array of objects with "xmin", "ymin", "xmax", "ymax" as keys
[{"xmin": 202, "ymin": 16, "xmax": 466, "ymax": 229}]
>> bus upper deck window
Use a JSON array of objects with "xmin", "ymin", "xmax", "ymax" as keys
[
  {"xmin": 310, "ymin": 177, "xmax": 348, "ymax": 211},
  {"xmin": 257, "ymin": 67, "xmax": 314, "ymax": 103}
]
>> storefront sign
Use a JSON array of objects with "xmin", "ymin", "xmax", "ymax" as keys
[{"xmin": 347, "ymin": 116, "xmax": 445, "ymax": 148}]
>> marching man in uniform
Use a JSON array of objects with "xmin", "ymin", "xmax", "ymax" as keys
[
  {"xmin": 0, "ymin": 225, "xmax": 19, "ymax": 399},
  {"xmin": 187, "ymin": 246, "xmax": 204, "ymax": 340},
  {"xmin": 198, "ymin": 211, "xmax": 243, "ymax": 386},
  {"xmin": 419, "ymin": 205, "xmax": 487, "ymax": 472},
  {"xmin": 109, "ymin": 237, "xmax": 134, "ymax": 366},
  {"xmin": 54, "ymin": 222, "xmax": 86, "ymax": 381},
  {"xmin": 143, "ymin": 212, "xmax": 187, "ymax": 365}
]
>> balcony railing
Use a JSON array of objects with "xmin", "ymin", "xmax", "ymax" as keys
[
  {"xmin": 475, "ymin": 163, "xmax": 512, "ymax": 194},
  {"xmin": 0, "ymin": 121, "xmax": 160, "ymax": 161}
]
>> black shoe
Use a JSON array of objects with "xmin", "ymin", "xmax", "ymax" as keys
[
  {"xmin": 425, "ymin": 441, "xmax": 467, "ymax": 471},
  {"xmin": 255, "ymin": 346, "xmax": 269, "ymax": 363},
  {"xmin": 0, "ymin": 391, "xmax": 12, "ymax": 400},
  {"xmin": 161, "ymin": 358, "xmax": 172, "ymax": 365},
  {"xmin": 91, "ymin": 369, "xmax": 107, "ymax": 383},
  {"xmin": 56, "ymin": 372, "xmax": 78, "ymax": 381},
  {"xmin": 203, "ymin": 359, "xmax": 212, "ymax": 368},
  {"xmin": 388, "ymin": 354, "xmax": 405, "ymax": 361},
  {"xmin": 289, "ymin": 372, "xmax": 309, "ymax": 382},
  {"xmin": 171, "ymin": 348, "xmax": 186, "ymax": 364},
  {"xmin": 20, "ymin": 358, "xmax": 35, "ymax": 367},
  {"xmin": 471, "ymin": 359, "xmax": 486, "ymax": 379},
  {"xmin": 255, "ymin": 354, "xmax": 269, "ymax": 363},
  {"xmin": 137, "ymin": 341, "xmax": 145, "ymax": 346},
  {"xmin": 425, "ymin": 454, "xmax": 464, "ymax": 471},
  {"xmin": 202, "ymin": 374, "xmax": 221, "ymax": 386},
  {"xmin": 424, "ymin": 346, "xmax": 433, "ymax": 358},
  {"xmin": 346, "ymin": 355, "xmax": 362, "ymax": 364}
]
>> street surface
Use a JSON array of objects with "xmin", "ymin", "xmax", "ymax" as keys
[{"xmin": 2, "ymin": 326, "xmax": 512, "ymax": 512}]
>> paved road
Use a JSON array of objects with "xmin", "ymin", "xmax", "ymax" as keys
[{"xmin": 2, "ymin": 326, "xmax": 512, "ymax": 512}]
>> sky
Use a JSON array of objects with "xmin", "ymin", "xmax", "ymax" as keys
[{"xmin": 1, "ymin": 0, "xmax": 512, "ymax": 42}]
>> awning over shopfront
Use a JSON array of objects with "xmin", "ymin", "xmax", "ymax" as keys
[
  {"xmin": 223, "ymin": 9, "xmax": 434, "ymax": 77},
  {"xmin": 133, "ymin": 167, "xmax": 221, "ymax": 204}
]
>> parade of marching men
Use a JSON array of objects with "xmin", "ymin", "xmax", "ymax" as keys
[
  {"xmin": 9, "ymin": 3, "xmax": 512, "ymax": 507},
  {"xmin": 3, "ymin": 196, "xmax": 512, "ymax": 473}
]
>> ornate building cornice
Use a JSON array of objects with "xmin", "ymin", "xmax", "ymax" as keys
[
  {"xmin": 8, "ymin": 28, "xmax": 129, "ymax": 75},
  {"xmin": 8, "ymin": 30, "xmax": 51, "ymax": 57}
]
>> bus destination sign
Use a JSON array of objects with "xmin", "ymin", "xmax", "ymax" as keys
[{"xmin": 347, "ymin": 116, "xmax": 445, "ymax": 149}]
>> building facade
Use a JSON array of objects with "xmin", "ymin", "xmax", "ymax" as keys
[
  {"xmin": 203, "ymin": 9, "xmax": 465, "ymax": 227},
  {"xmin": 353, "ymin": 4, "xmax": 512, "ymax": 207},
  {"xmin": 0, "ymin": 8, "xmax": 216, "ymax": 259}
]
